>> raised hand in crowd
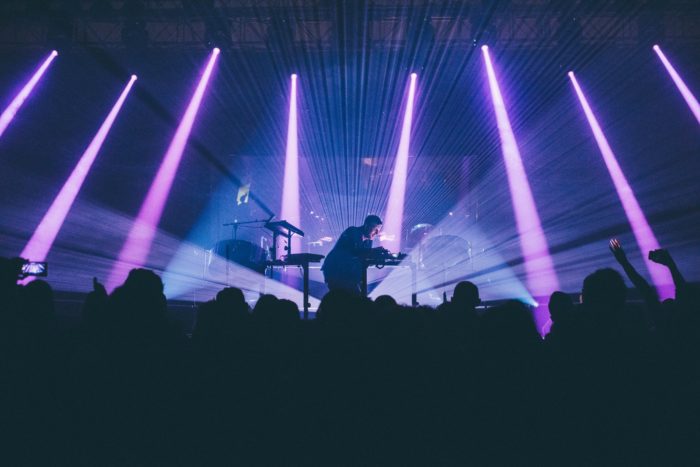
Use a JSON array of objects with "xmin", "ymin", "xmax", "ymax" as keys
[
  {"xmin": 609, "ymin": 238, "xmax": 628, "ymax": 264},
  {"xmin": 609, "ymin": 238, "xmax": 659, "ymax": 308},
  {"xmin": 649, "ymin": 248, "xmax": 686, "ymax": 290}
]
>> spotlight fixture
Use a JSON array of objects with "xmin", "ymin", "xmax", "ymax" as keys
[
  {"xmin": 0, "ymin": 50, "xmax": 59, "ymax": 139},
  {"xmin": 653, "ymin": 44, "xmax": 700, "ymax": 125},
  {"xmin": 568, "ymin": 71, "xmax": 674, "ymax": 299},
  {"xmin": 382, "ymin": 73, "xmax": 418, "ymax": 251},
  {"xmin": 107, "ymin": 49, "xmax": 220, "ymax": 291},
  {"xmin": 20, "ymin": 76, "xmax": 137, "ymax": 266},
  {"xmin": 281, "ymin": 73, "xmax": 301, "ymax": 253},
  {"xmin": 205, "ymin": 20, "xmax": 232, "ymax": 52}
]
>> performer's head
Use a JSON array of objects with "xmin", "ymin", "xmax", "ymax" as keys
[{"xmin": 362, "ymin": 215, "xmax": 383, "ymax": 240}]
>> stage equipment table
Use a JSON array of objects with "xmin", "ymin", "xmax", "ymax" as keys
[
  {"xmin": 265, "ymin": 253, "xmax": 324, "ymax": 319},
  {"xmin": 360, "ymin": 254, "xmax": 417, "ymax": 306}
]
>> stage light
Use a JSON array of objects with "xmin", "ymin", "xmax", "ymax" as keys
[
  {"xmin": 382, "ymin": 73, "xmax": 418, "ymax": 251},
  {"xmin": 568, "ymin": 71, "xmax": 673, "ymax": 299},
  {"xmin": 281, "ymin": 73, "xmax": 301, "ymax": 254},
  {"xmin": 0, "ymin": 50, "xmax": 58, "ymax": 139},
  {"xmin": 653, "ymin": 44, "xmax": 700, "ymax": 125},
  {"xmin": 481, "ymin": 46, "xmax": 560, "ymax": 309},
  {"xmin": 370, "ymin": 197, "xmax": 536, "ymax": 308},
  {"xmin": 107, "ymin": 49, "xmax": 220, "ymax": 291},
  {"xmin": 213, "ymin": 47, "xmax": 221, "ymax": 55},
  {"xmin": 205, "ymin": 17, "xmax": 231, "ymax": 52},
  {"xmin": 20, "ymin": 75, "xmax": 137, "ymax": 266}
]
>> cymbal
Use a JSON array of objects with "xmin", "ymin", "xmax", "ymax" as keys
[{"xmin": 410, "ymin": 223, "xmax": 433, "ymax": 233}]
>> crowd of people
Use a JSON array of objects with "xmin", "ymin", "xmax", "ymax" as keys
[{"xmin": 0, "ymin": 241, "xmax": 698, "ymax": 466}]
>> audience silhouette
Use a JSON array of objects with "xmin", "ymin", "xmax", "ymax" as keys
[{"xmin": 0, "ymin": 241, "xmax": 697, "ymax": 465}]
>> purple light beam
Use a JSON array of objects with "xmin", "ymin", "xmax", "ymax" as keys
[
  {"xmin": 653, "ymin": 44, "xmax": 700, "ymax": 126},
  {"xmin": 20, "ymin": 75, "xmax": 137, "ymax": 263},
  {"xmin": 482, "ymin": 45, "xmax": 560, "ymax": 304},
  {"xmin": 569, "ymin": 71, "xmax": 673, "ymax": 299},
  {"xmin": 107, "ymin": 49, "xmax": 220, "ymax": 291},
  {"xmin": 0, "ymin": 50, "xmax": 58, "ymax": 139},
  {"xmin": 281, "ymin": 73, "xmax": 301, "ymax": 253},
  {"xmin": 382, "ymin": 73, "xmax": 417, "ymax": 251}
]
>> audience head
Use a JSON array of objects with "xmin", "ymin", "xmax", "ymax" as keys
[
  {"xmin": 318, "ymin": 289, "xmax": 368, "ymax": 325},
  {"xmin": 452, "ymin": 281, "xmax": 480, "ymax": 310},
  {"xmin": 374, "ymin": 294, "xmax": 398, "ymax": 312},
  {"xmin": 278, "ymin": 299, "xmax": 300, "ymax": 321},
  {"xmin": 251, "ymin": 294, "xmax": 280, "ymax": 322},
  {"xmin": 110, "ymin": 268, "xmax": 167, "ymax": 326},
  {"xmin": 582, "ymin": 268, "xmax": 627, "ymax": 311},
  {"xmin": 548, "ymin": 291, "xmax": 574, "ymax": 323},
  {"xmin": 124, "ymin": 268, "xmax": 163, "ymax": 293},
  {"xmin": 21, "ymin": 279, "xmax": 55, "ymax": 324},
  {"xmin": 216, "ymin": 287, "xmax": 249, "ymax": 316}
]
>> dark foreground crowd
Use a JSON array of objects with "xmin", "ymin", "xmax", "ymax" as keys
[{"xmin": 0, "ymin": 241, "xmax": 698, "ymax": 466}]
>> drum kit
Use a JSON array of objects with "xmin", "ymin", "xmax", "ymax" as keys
[
  {"xmin": 405, "ymin": 223, "xmax": 474, "ymax": 302},
  {"xmin": 406, "ymin": 223, "xmax": 472, "ymax": 271}
]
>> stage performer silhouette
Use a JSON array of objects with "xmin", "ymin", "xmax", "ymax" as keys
[{"xmin": 322, "ymin": 215, "xmax": 384, "ymax": 293}]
